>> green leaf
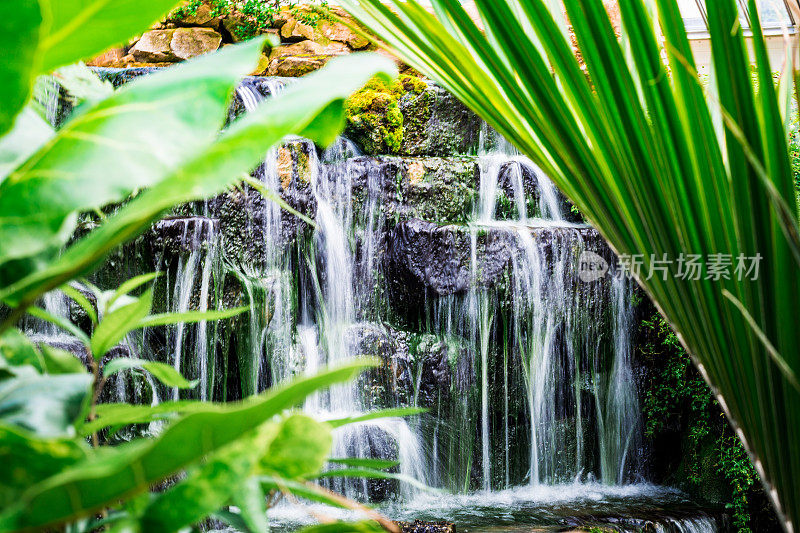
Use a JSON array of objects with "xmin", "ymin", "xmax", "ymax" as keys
[
  {"xmin": 296, "ymin": 521, "xmax": 384, "ymax": 533},
  {"xmin": 137, "ymin": 306, "xmax": 248, "ymax": 329},
  {"xmin": 141, "ymin": 424, "xmax": 277, "ymax": 532},
  {"xmin": 52, "ymin": 63, "xmax": 114, "ymax": 106},
  {"xmin": 0, "ymin": 38, "xmax": 266, "ymax": 276},
  {"xmin": 259, "ymin": 476, "xmax": 351, "ymax": 509},
  {"xmin": 0, "ymin": 52, "xmax": 396, "ymax": 317},
  {"xmin": 0, "ymin": 107, "xmax": 53, "ymax": 180},
  {"xmin": 0, "ymin": 328, "xmax": 45, "ymax": 374},
  {"xmin": 26, "ymin": 305, "xmax": 90, "ymax": 346},
  {"xmin": 315, "ymin": 468, "xmax": 434, "ymax": 493},
  {"xmin": 37, "ymin": 0, "xmax": 182, "ymax": 73},
  {"xmin": 103, "ymin": 358, "xmax": 197, "ymax": 389},
  {"xmin": 230, "ymin": 476, "xmax": 268, "ymax": 533},
  {"xmin": 0, "ymin": 0, "xmax": 42, "ymax": 137},
  {"xmin": 328, "ymin": 457, "xmax": 399, "ymax": 470},
  {"xmin": 0, "ymin": 361, "xmax": 375, "ymax": 530},
  {"xmin": 0, "ymin": 372, "xmax": 91, "ymax": 437},
  {"xmin": 327, "ymin": 407, "xmax": 427, "ymax": 428},
  {"xmin": 38, "ymin": 344, "xmax": 87, "ymax": 375},
  {"xmin": 78, "ymin": 400, "xmax": 215, "ymax": 436},
  {"xmin": 0, "ymin": 424, "xmax": 88, "ymax": 510},
  {"xmin": 90, "ymin": 289, "xmax": 152, "ymax": 359},
  {"xmin": 61, "ymin": 284, "xmax": 98, "ymax": 326},
  {"xmin": 259, "ymin": 414, "xmax": 332, "ymax": 480},
  {"xmin": 110, "ymin": 272, "xmax": 161, "ymax": 306}
]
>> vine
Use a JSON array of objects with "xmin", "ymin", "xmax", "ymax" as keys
[{"xmin": 640, "ymin": 313, "xmax": 760, "ymax": 532}]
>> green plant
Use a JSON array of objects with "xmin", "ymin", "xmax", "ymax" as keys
[
  {"xmin": 171, "ymin": 0, "xmax": 330, "ymax": 40},
  {"xmin": 0, "ymin": 0, "xmax": 404, "ymax": 530},
  {"xmin": 640, "ymin": 314, "xmax": 760, "ymax": 531},
  {"xmin": 341, "ymin": 0, "xmax": 800, "ymax": 529}
]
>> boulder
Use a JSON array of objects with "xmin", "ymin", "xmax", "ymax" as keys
[
  {"xmin": 267, "ymin": 54, "xmax": 334, "ymax": 77},
  {"xmin": 174, "ymin": 3, "xmax": 220, "ymax": 28},
  {"xmin": 268, "ymin": 40, "xmax": 348, "ymax": 60},
  {"xmin": 88, "ymin": 47, "xmax": 126, "ymax": 67},
  {"xmin": 170, "ymin": 27, "xmax": 222, "ymax": 60},
  {"xmin": 318, "ymin": 20, "xmax": 370, "ymax": 49},
  {"xmin": 129, "ymin": 29, "xmax": 178, "ymax": 62},
  {"xmin": 279, "ymin": 18, "xmax": 314, "ymax": 42}
]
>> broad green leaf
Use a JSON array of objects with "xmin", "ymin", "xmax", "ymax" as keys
[
  {"xmin": 103, "ymin": 358, "xmax": 197, "ymax": 389},
  {"xmin": 230, "ymin": 477, "xmax": 268, "ymax": 533},
  {"xmin": 0, "ymin": 107, "xmax": 53, "ymax": 180},
  {"xmin": 0, "ymin": 0, "xmax": 42, "ymax": 137},
  {"xmin": 0, "ymin": 52, "xmax": 396, "ymax": 316},
  {"xmin": 78, "ymin": 400, "xmax": 217, "ymax": 436},
  {"xmin": 52, "ymin": 63, "xmax": 114, "ymax": 106},
  {"xmin": 137, "ymin": 306, "xmax": 248, "ymax": 329},
  {"xmin": 38, "ymin": 345, "xmax": 87, "ymax": 375},
  {"xmin": 328, "ymin": 457, "xmax": 399, "ymax": 470},
  {"xmin": 0, "ymin": 424, "xmax": 88, "ymax": 509},
  {"xmin": 0, "ymin": 328, "xmax": 44, "ymax": 374},
  {"xmin": 296, "ymin": 521, "xmax": 384, "ymax": 533},
  {"xmin": 259, "ymin": 414, "xmax": 332, "ymax": 480},
  {"xmin": 0, "ymin": 38, "xmax": 266, "ymax": 275},
  {"xmin": 0, "ymin": 361, "xmax": 375, "ymax": 530},
  {"xmin": 37, "ymin": 0, "xmax": 181, "ymax": 73},
  {"xmin": 141, "ymin": 424, "xmax": 277, "ymax": 532},
  {"xmin": 90, "ymin": 289, "xmax": 152, "ymax": 359},
  {"xmin": 0, "ymin": 372, "xmax": 91, "ymax": 437}
]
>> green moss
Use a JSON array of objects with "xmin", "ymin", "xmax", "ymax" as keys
[{"xmin": 344, "ymin": 74, "xmax": 426, "ymax": 155}]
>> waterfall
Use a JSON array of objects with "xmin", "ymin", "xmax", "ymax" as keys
[{"xmin": 156, "ymin": 216, "xmax": 221, "ymax": 401}]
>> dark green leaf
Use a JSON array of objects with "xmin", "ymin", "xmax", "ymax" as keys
[
  {"xmin": 327, "ymin": 407, "xmax": 426, "ymax": 428},
  {"xmin": 328, "ymin": 457, "xmax": 399, "ymax": 470},
  {"xmin": 137, "ymin": 306, "xmax": 248, "ymax": 329}
]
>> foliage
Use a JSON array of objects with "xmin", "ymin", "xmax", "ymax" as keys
[
  {"xmin": 0, "ymin": 0, "xmax": 404, "ymax": 530},
  {"xmin": 340, "ymin": 0, "xmax": 800, "ymax": 529},
  {"xmin": 345, "ymin": 74, "xmax": 426, "ymax": 154},
  {"xmin": 172, "ymin": 0, "xmax": 331, "ymax": 40},
  {"xmin": 640, "ymin": 313, "xmax": 760, "ymax": 531}
]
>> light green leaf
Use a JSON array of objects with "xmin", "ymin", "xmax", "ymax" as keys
[
  {"xmin": 328, "ymin": 457, "xmax": 399, "ymax": 470},
  {"xmin": 38, "ymin": 345, "xmax": 87, "ymax": 375},
  {"xmin": 103, "ymin": 358, "xmax": 197, "ymax": 390},
  {"xmin": 0, "ymin": 107, "xmax": 54, "ymax": 180},
  {"xmin": 259, "ymin": 414, "xmax": 332, "ymax": 480},
  {"xmin": 37, "ymin": 0, "xmax": 181, "ymax": 73},
  {"xmin": 0, "ymin": 424, "xmax": 89, "ymax": 510},
  {"xmin": 0, "ymin": 0, "xmax": 42, "ymax": 137},
  {"xmin": 52, "ymin": 63, "xmax": 114, "ymax": 107},
  {"xmin": 0, "ymin": 361, "xmax": 375, "ymax": 530},
  {"xmin": 327, "ymin": 407, "xmax": 427, "ymax": 428},
  {"xmin": 27, "ymin": 305, "xmax": 90, "ymax": 346},
  {"xmin": 110, "ymin": 272, "xmax": 161, "ymax": 306},
  {"xmin": 296, "ymin": 521, "xmax": 384, "ymax": 533},
  {"xmin": 230, "ymin": 477, "xmax": 268, "ymax": 533},
  {"xmin": 90, "ymin": 289, "xmax": 152, "ymax": 359},
  {"xmin": 315, "ymin": 468, "xmax": 435, "ymax": 493},
  {"xmin": 0, "ymin": 52, "xmax": 395, "ymax": 317},
  {"xmin": 61, "ymin": 284, "xmax": 98, "ymax": 326},
  {"xmin": 137, "ymin": 306, "xmax": 248, "ymax": 329},
  {"xmin": 78, "ymin": 400, "xmax": 216, "ymax": 437},
  {"xmin": 0, "ymin": 38, "xmax": 266, "ymax": 275},
  {"xmin": 0, "ymin": 372, "xmax": 91, "ymax": 437},
  {"xmin": 0, "ymin": 328, "xmax": 45, "ymax": 375}
]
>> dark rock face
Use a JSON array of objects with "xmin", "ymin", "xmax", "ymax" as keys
[{"xmin": 400, "ymin": 84, "xmax": 484, "ymax": 156}]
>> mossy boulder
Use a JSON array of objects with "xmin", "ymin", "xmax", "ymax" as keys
[{"xmin": 344, "ymin": 75, "xmax": 426, "ymax": 155}]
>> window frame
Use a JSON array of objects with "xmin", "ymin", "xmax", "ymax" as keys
[{"xmin": 682, "ymin": 0, "xmax": 799, "ymax": 39}]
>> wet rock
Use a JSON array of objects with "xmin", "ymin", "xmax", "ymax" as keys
[
  {"xmin": 268, "ymin": 54, "xmax": 335, "ymax": 77},
  {"xmin": 170, "ymin": 27, "xmax": 222, "ymax": 60},
  {"xmin": 344, "ymin": 322, "xmax": 413, "ymax": 406},
  {"xmin": 397, "ymin": 521, "xmax": 455, "ymax": 533},
  {"xmin": 129, "ymin": 30, "xmax": 177, "ymax": 62},
  {"xmin": 410, "ymin": 334, "xmax": 453, "ymax": 406},
  {"xmin": 399, "ymin": 157, "xmax": 478, "ymax": 224},
  {"xmin": 66, "ymin": 284, "xmax": 97, "ymax": 336},
  {"xmin": 400, "ymin": 84, "xmax": 484, "ymax": 156},
  {"xmin": 149, "ymin": 216, "xmax": 220, "ymax": 263}
]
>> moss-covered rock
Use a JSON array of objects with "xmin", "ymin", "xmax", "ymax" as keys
[{"xmin": 344, "ymin": 75, "xmax": 426, "ymax": 155}]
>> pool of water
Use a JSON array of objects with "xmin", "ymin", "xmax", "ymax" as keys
[{"xmin": 267, "ymin": 483, "xmax": 724, "ymax": 532}]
